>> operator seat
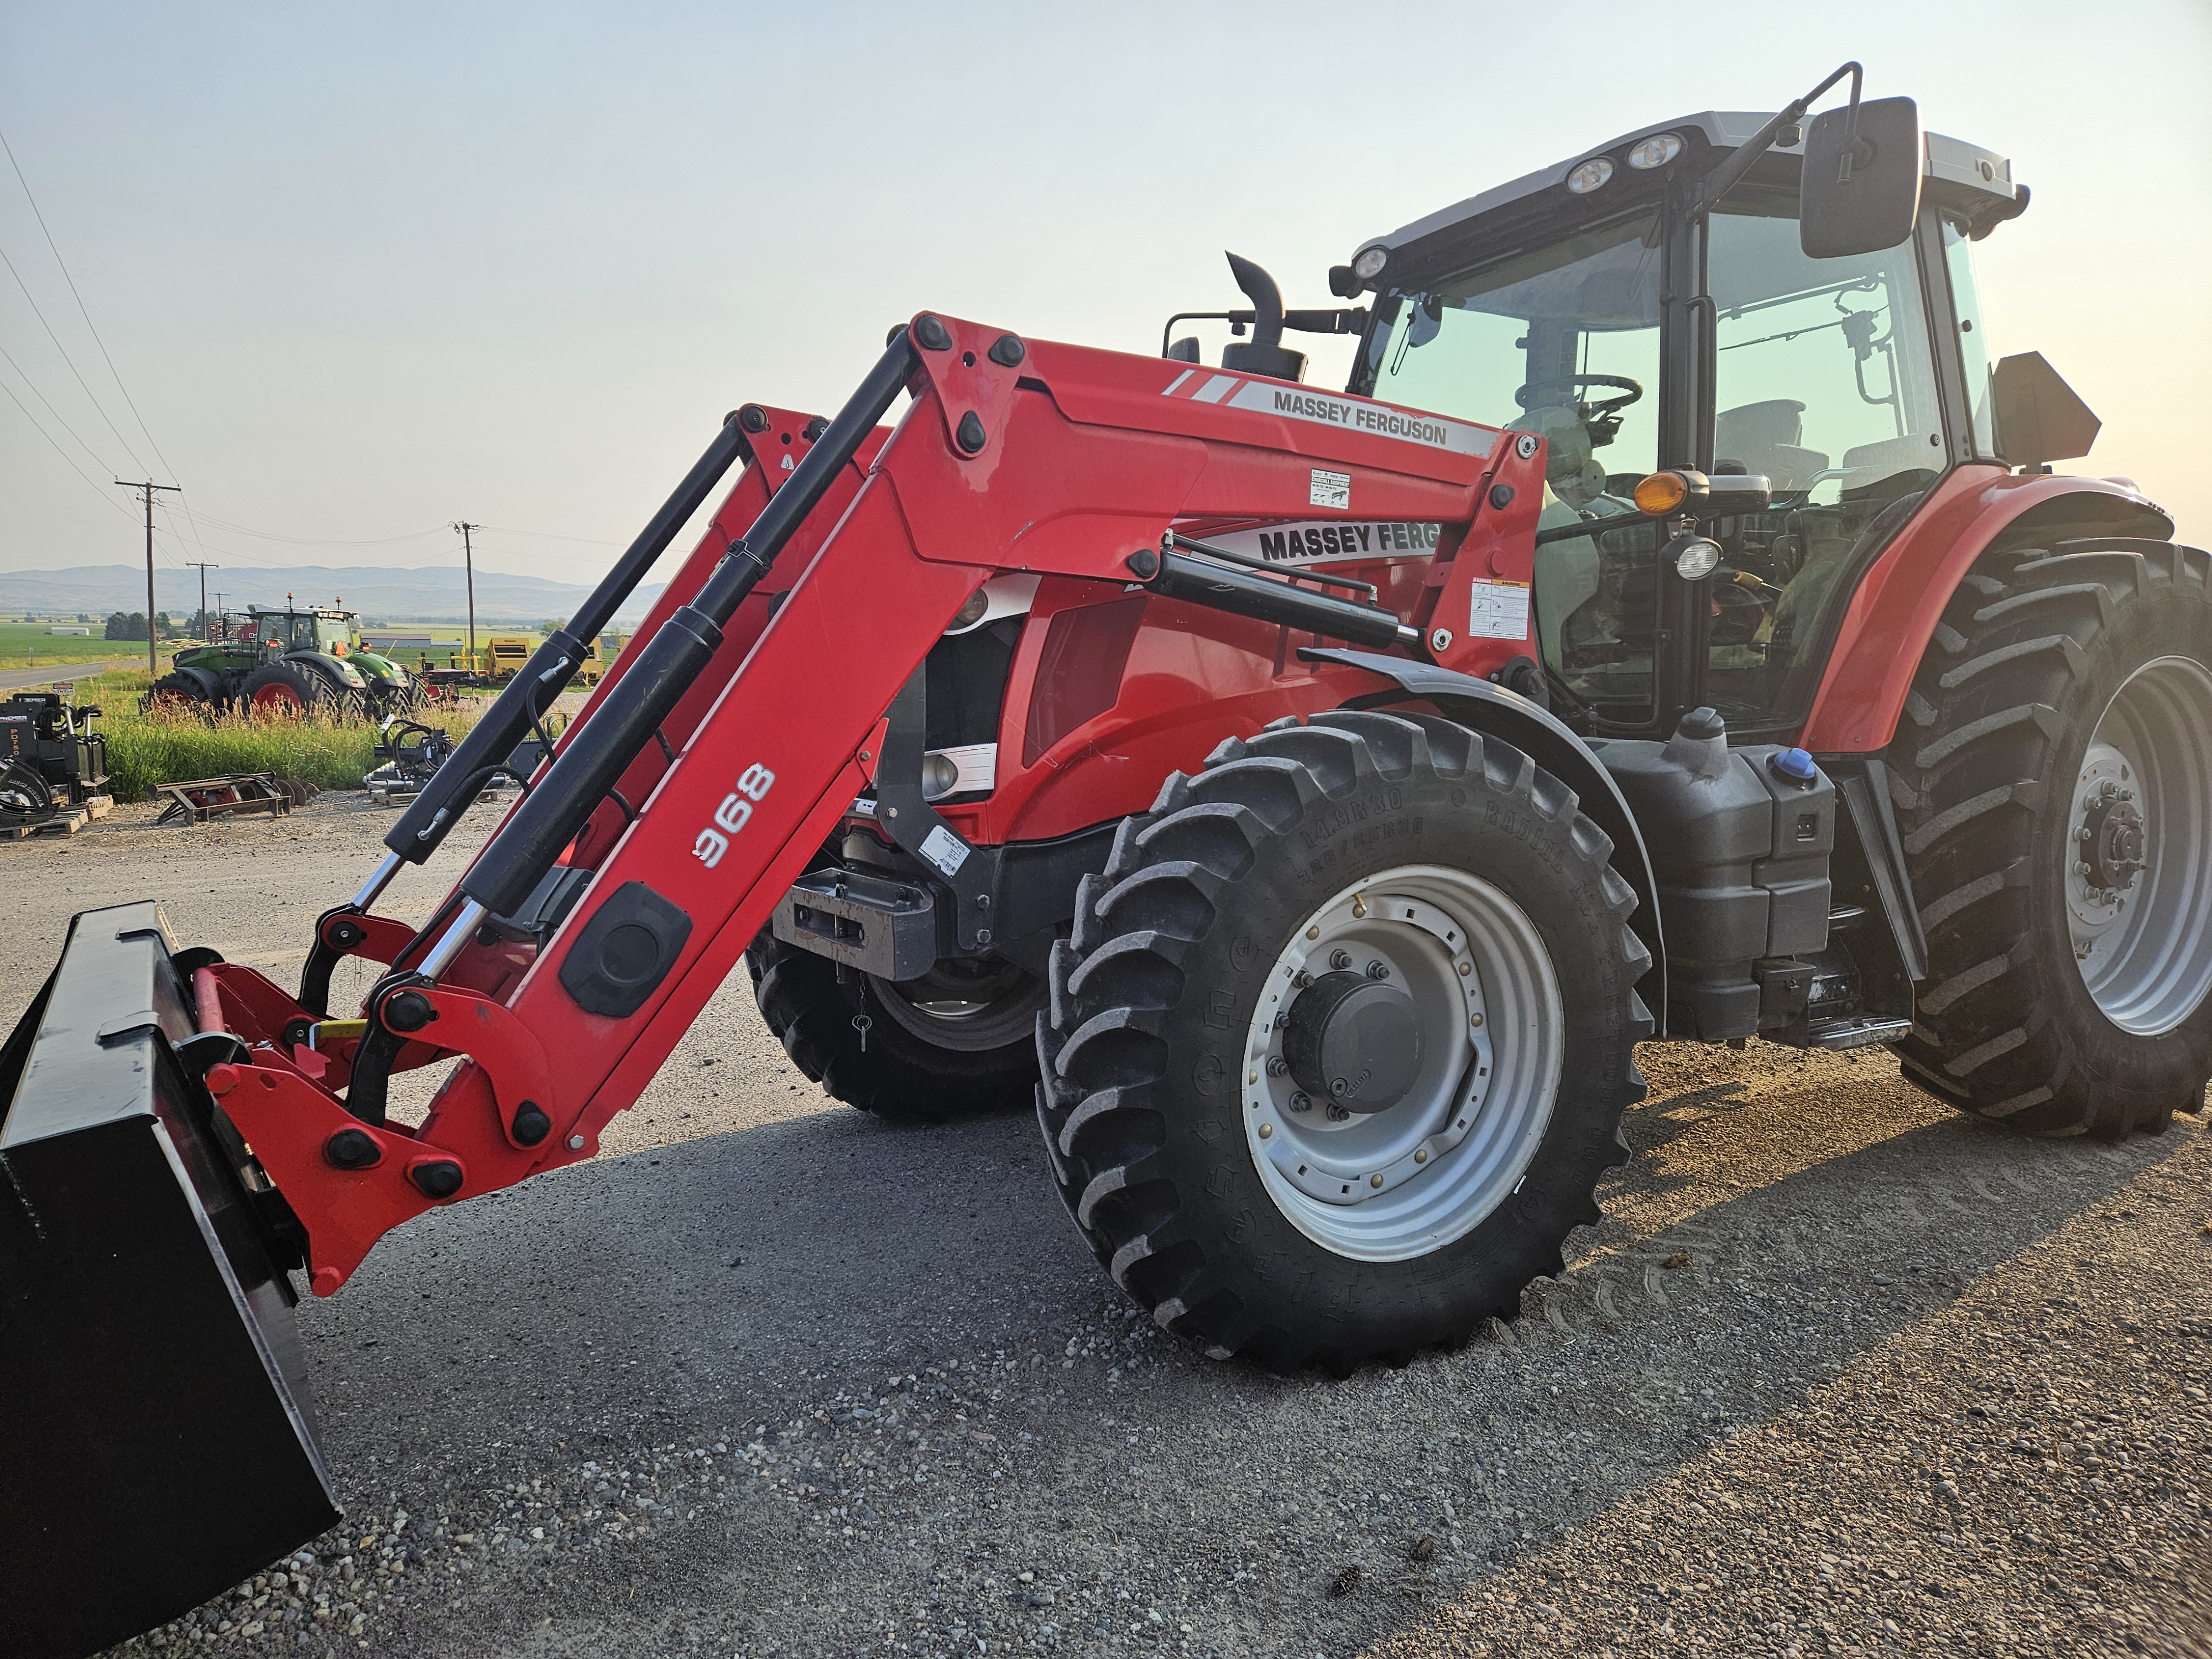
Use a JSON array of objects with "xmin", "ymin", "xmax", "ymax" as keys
[
  {"xmin": 1512, "ymin": 401, "xmax": 1611, "ymax": 674},
  {"xmin": 1714, "ymin": 399, "xmax": 1828, "ymax": 492}
]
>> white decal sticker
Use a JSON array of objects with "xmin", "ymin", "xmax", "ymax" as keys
[
  {"xmin": 692, "ymin": 762, "xmax": 776, "ymax": 868},
  {"xmin": 1309, "ymin": 469, "xmax": 1351, "ymax": 511},
  {"xmin": 1199, "ymin": 520, "xmax": 1442, "ymax": 567},
  {"xmin": 919, "ymin": 823, "xmax": 971, "ymax": 878},
  {"xmin": 1225, "ymin": 380, "xmax": 1494, "ymax": 457},
  {"xmin": 1468, "ymin": 580, "xmax": 1532, "ymax": 641}
]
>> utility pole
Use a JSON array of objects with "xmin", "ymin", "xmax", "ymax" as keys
[
  {"xmin": 452, "ymin": 521, "xmax": 481, "ymax": 666},
  {"xmin": 186, "ymin": 561, "xmax": 219, "ymax": 640},
  {"xmin": 212, "ymin": 591, "xmax": 228, "ymax": 643},
  {"xmin": 118, "ymin": 479, "xmax": 180, "ymax": 675}
]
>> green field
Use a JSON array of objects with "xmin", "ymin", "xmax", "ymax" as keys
[
  {"xmin": 56, "ymin": 668, "xmax": 484, "ymax": 801},
  {"xmin": 0, "ymin": 619, "xmax": 176, "ymax": 672}
]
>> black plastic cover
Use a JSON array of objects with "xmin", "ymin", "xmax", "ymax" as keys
[
  {"xmin": 0, "ymin": 903, "xmax": 340, "ymax": 1656},
  {"xmin": 557, "ymin": 879, "xmax": 693, "ymax": 1018}
]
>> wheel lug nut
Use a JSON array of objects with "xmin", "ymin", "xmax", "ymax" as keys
[
  {"xmin": 1366, "ymin": 960, "xmax": 1389, "ymax": 980},
  {"xmin": 1289, "ymin": 1091, "xmax": 1312, "ymax": 1113},
  {"xmin": 1326, "ymin": 1103, "xmax": 1350, "ymax": 1123},
  {"xmin": 1329, "ymin": 950, "xmax": 1352, "ymax": 971},
  {"xmin": 1266, "ymin": 1054, "xmax": 1288, "ymax": 1077},
  {"xmin": 1292, "ymin": 971, "xmax": 1312, "ymax": 989}
]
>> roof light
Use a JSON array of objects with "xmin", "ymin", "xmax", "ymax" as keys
[
  {"xmin": 1352, "ymin": 246, "xmax": 1390, "ymax": 282},
  {"xmin": 1632, "ymin": 471, "xmax": 1691, "ymax": 515},
  {"xmin": 1626, "ymin": 132, "xmax": 1683, "ymax": 170},
  {"xmin": 1565, "ymin": 157, "xmax": 1614, "ymax": 195}
]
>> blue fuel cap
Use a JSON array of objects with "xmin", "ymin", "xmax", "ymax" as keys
[{"xmin": 1770, "ymin": 747, "xmax": 1818, "ymax": 783}]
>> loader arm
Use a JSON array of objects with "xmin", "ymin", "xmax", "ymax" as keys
[{"xmin": 199, "ymin": 317, "xmax": 1499, "ymax": 1295}]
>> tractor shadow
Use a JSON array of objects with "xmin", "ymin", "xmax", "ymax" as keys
[{"xmin": 300, "ymin": 1050, "xmax": 2207, "ymax": 1658}]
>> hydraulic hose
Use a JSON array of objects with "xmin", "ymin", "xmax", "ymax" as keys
[{"xmin": 456, "ymin": 331, "xmax": 919, "ymax": 922}]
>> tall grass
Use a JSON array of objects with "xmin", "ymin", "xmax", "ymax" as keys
[{"xmin": 62, "ymin": 670, "xmax": 482, "ymax": 802}]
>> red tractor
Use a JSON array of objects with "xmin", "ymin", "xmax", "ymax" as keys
[{"xmin": 3, "ymin": 66, "xmax": 2206, "ymax": 1655}]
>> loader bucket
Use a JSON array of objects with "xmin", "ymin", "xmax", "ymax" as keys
[{"xmin": 0, "ymin": 902, "xmax": 338, "ymax": 1657}]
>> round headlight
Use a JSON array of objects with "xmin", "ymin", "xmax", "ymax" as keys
[
  {"xmin": 1565, "ymin": 157, "xmax": 1615, "ymax": 195},
  {"xmin": 921, "ymin": 751, "xmax": 961, "ymax": 801},
  {"xmin": 1626, "ymin": 132, "xmax": 1683, "ymax": 170},
  {"xmin": 1352, "ymin": 246, "xmax": 1390, "ymax": 282},
  {"xmin": 947, "ymin": 589, "xmax": 990, "ymax": 632},
  {"xmin": 1632, "ymin": 471, "xmax": 1691, "ymax": 515},
  {"xmin": 1674, "ymin": 538, "xmax": 1723, "ymax": 581}
]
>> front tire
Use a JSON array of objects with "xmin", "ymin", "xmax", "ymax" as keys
[
  {"xmin": 746, "ymin": 936, "xmax": 1044, "ymax": 1124},
  {"xmin": 1037, "ymin": 710, "xmax": 1649, "ymax": 1372},
  {"xmin": 1891, "ymin": 538, "xmax": 2212, "ymax": 1135},
  {"xmin": 241, "ymin": 661, "xmax": 326, "ymax": 717}
]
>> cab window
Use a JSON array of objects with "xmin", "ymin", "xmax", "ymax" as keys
[{"xmin": 1700, "ymin": 204, "xmax": 1945, "ymax": 727}]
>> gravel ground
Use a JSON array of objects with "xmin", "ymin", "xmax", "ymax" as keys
[{"xmin": 3, "ymin": 796, "xmax": 2207, "ymax": 1659}]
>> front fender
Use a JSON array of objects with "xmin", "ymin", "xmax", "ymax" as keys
[
  {"xmin": 1302, "ymin": 646, "xmax": 1666, "ymax": 1034},
  {"xmin": 349, "ymin": 651, "xmax": 409, "ymax": 685}
]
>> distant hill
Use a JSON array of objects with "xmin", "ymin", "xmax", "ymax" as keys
[{"xmin": 0, "ymin": 564, "xmax": 666, "ymax": 624}]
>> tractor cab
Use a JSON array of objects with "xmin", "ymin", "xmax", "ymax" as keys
[
  {"xmin": 1335, "ymin": 100, "xmax": 2044, "ymax": 742},
  {"xmin": 248, "ymin": 605, "xmax": 357, "ymax": 659}
]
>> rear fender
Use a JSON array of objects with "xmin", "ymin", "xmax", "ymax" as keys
[
  {"xmin": 1301, "ymin": 646, "xmax": 1666, "ymax": 1032},
  {"xmin": 169, "ymin": 664, "xmax": 226, "ymax": 702},
  {"xmin": 1800, "ymin": 472, "xmax": 2173, "ymax": 753}
]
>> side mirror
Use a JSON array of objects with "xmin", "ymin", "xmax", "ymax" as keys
[
  {"xmin": 1799, "ymin": 95, "xmax": 1922, "ymax": 259},
  {"xmin": 1992, "ymin": 351, "xmax": 2100, "ymax": 467}
]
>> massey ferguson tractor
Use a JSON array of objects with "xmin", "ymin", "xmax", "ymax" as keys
[{"xmin": 4, "ymin": 66, "xmax": 2208, "ymax": 1655}]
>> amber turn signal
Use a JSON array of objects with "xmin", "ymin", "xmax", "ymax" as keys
[{"xmin": 1632, "ymin": 472, "xmax": 1692, "ymax": 515}]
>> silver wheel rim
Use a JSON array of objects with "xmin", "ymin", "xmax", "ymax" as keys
[
  {"xmin": 1240, "ymin": 864, "xmax": 1563, "ymax": 1263},
  {"xmin": 2066, "ymin": 654, "xmax": 2212, "ymax": 1035},
  {"xmin": 870, "ymin": 961, "xmax": 1043, "ymax": 1053}
]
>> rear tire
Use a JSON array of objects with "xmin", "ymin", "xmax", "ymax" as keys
[
  {"xmin": 1037, "ymin": 710, "xmax": 1648, "ymax": 1372},
  {"xmin": 1890, "ymin": 539, "xmax": 2212, "ymax": 1135},
  {"xmin": 241, "ymin": 662, "xmax": 325, "ymax": 717},
  {"xmin": 746, "ymin": 935, "xmax": 1043, "ymax": 1124}
]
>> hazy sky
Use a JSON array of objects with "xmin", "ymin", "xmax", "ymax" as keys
[{"xmin": 3, "ymin": 1, "xmax": 2208, "ymax": 592}]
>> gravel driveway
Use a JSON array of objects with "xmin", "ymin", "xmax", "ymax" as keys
[{"xmin": 4, "ymin": 796, "xmax": 2206, "ymax": 1659}]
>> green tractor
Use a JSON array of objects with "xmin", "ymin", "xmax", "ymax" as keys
[{"xmin": 149, "ymin": 604, "xmax": 420, "ymax": 720}]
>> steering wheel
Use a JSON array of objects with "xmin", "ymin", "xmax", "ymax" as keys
[{"xmin": 1514, "ymin": 373, "xmax": 1644, "ymax": 450}]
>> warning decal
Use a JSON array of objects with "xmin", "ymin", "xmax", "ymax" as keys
[
  {"xmin": 1309, "ymin": 469, "xmax": 1351, "ymax": 510},
  {"xmin": 1468, "ymin": 580, "xmax": 1531, "ymax": 641}
]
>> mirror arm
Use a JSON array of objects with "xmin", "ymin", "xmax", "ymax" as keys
[{"xmin": 1694, "ymin": 60, "xmax": 1863, "ymax": 218}]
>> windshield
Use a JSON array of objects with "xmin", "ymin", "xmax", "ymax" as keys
[{"xmin": 1356, "ymin": 212, "xmax": 1663, "ymax": 698}]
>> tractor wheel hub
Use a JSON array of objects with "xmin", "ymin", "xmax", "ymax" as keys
[{"xmin": 1281, "ymin": 972, "xmax": 1422, "ymax": 1113}]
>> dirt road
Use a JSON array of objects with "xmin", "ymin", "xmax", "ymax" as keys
[{"xmin": 4, "ymin": 797, "xmax": 2206, "ymax": 1658}]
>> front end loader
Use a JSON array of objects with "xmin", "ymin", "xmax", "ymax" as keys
[{"xmin": 4, "ymin": 63, "xmax": 2208, "ymax": 1655}]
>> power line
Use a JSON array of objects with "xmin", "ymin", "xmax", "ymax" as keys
[
  {"xmin": 0, "ymin": 128, "xmax": 215, "ymax": 570},
  {"xmin": 0, "ymin": 374, "xmax": 135, "ymax": 518},
  {"xmin": 0, "ymin": 338, "xmax": 114, "ymax": 474},
  {"xmin": 185, "ymin": 512, "xmax": 450, "ymax": 547},
  {"xmin": 474, "ymin": 523, "xmax": 624, "ymax": 547},
  {"xmin": 0, "ymin": 238, "xmax": 153, "ymax": 479}
]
